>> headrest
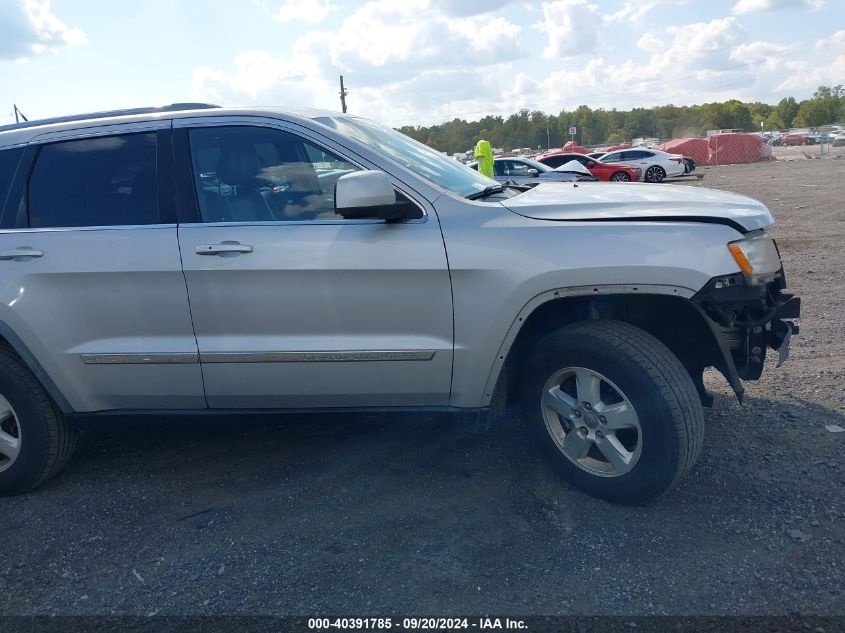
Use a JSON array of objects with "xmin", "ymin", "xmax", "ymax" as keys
[{"xmin": 217, "ymin": 140, "xmax": 261, "ymax": 186}]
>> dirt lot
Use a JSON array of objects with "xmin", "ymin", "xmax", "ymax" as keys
[{"xmin": 1, "ymin": 153, "xmax": 843, "ymax": 618}]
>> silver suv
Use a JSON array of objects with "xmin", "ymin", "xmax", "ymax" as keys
[{"xmin": 0, "ymin": 104, "xmax": 800, "ymax": 502}]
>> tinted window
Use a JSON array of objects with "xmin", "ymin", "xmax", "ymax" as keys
[
  {"xmin": 602, "ymin": 152, "xmax": 621, "ymax": 163},
  {"xmin": 29, "ymin": 133, "xmax": 158, "ymax": 228},
  {"xmin": 541, "ymin": 155, "xmax": 566, "ymax": 168},
  {"xmin": 0, "ymin": 147, "xmax": 23, "ymax": 215},
  {"xmin": 189, "ymin": 126, "xmax": 359, "ymax": 223}
]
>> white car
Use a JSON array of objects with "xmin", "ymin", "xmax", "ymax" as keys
[{"xmin": 598, "ymin": 149, "xmax": 686, "ymax": 183}]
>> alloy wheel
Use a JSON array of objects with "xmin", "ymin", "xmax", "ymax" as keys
[
  {"xmin": 0, "ymin": 395, "xmax": 21, "ymax": 473},
  {"xmin": 645, "ymin": 166, "xmax": 665, "ymax": 182},
  {"xmin": 541, "ymin": 367, "xmax": 642, "ymax": 477}
]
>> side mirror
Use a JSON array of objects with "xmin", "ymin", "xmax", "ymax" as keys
[
  {"xmin": 528, "ymin": 168, "xmax": 540, "ymax": 177},
  {"xmin": 587, "ymin": 160, "xmax": 597, "ymax": 167},
  {"xmin": 335, "ymin": 171, "xmax": 413, "ymax": 221}
]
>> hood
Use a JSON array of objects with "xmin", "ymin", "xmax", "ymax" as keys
[
  {"xmin": 553, "ymin": 160, "xmax": 593, "ymax": 176},
  {"xmin": 501, "ymin": 182, "xmax": 774, "ymax": 232}
]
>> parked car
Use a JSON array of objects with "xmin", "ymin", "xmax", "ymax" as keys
[
  {"xmin": 779, "ymin": 134, "xmax": 808, "ymax": 146},
  {"xmin": 0, "ymin": 104, "xmax": 799, "ymax": 503},
  {"xmin": 469, "ymin": 157, "xmax": 594, "ymax": 185},
  {"xmin": 599, "ymin": 149, "xmax": 686, "ymax": 183},
  {"xmin": 535, "ymin": 151, "xmax": 642, "ymax": 182}
]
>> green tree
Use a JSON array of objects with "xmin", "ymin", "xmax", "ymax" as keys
[{"xmin": 775, "ymin": 97, "xmax": 799, "ymax": 128}]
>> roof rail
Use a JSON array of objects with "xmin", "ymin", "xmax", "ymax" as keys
[{"xmin": 0, "ymin": 103, "xmax": 221, "ymax": 133}]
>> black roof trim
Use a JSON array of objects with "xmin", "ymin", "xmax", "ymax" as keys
[{"xmin": 0, "ymin": 103, "xmax": 221, "ymax": 133}]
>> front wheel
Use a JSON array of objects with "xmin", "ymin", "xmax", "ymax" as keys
[
  {"xmin": 610, "ymin": 171, "xmax": 631, "ymax": 182},
  {"xmin": 521, "ymin": 321, "xmax": 704, "ymax": 504}
]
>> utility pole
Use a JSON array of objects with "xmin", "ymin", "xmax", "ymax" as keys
[
  {"xmin": 13, "ymin": 104, "xmax": 28, "ymax": 123},
  {"xmin": 339, "ymin": 76, "xmax": 348, "ymax": 114}
]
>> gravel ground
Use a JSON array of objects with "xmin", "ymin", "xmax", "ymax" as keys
[{"xmin": 1, "ymin": 153, "xmax": 843, "ymax": 618}]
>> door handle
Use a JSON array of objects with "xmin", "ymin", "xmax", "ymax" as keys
[
  {"xmin": 0, "ymin": 247, "xmax": 44, "ymax": 260},
  {"xmin": 195, "ymin": 242, "xmax": 254, "ymax": 256}
]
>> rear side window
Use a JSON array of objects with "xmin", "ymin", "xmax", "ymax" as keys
[
  {"xmin": 542, "ymin": 156, "xmax": 565, "ymax": 168},
  {"xmin": 0, "ymin": 147, "xmax": 23, "ymax": 214},
  {"xmin": 28, "ymin": 133, "xmax": 158, "ymax": 228}
]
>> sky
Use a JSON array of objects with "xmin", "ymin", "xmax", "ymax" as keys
[{"xmin": 1, "ymin": 0, "xmax": 843, "ymax": 127}]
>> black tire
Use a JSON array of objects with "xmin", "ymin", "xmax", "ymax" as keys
[
  {"xmin": 610, "ymin": 171, "xmax": 631, "ymax": 182},
  {"xmin": 644, "ymin": 165, "xmax": 666, "ymax": 183},
  {"xmin": 520, "ymin": 320, "xmax": 704, "ymax": 504},
  {"xmin": 0, "ymin": 344, "xmax": 77, "ymax": 495}
]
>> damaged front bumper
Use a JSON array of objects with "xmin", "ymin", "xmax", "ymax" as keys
[{"xmin": 692, "ymin": 262, "xmax": 800, "ymax": 402}]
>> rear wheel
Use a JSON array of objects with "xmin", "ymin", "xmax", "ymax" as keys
[
  {"xmin": 521, "ymin": 321, "xmax": 704, "ymax": 504},
  {"xmin": 0, "ymin": 346, "xmax": 77, "ymax": 495},
  {"xmin": 610, "ymin": 171, "xmax": 631, "ymax": 182},
  {"xmin": 644, "ymin": 165, "xmax": 666, "ymax": 183}
]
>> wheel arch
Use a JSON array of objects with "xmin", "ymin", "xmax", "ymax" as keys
[
  {"xmin": 485, "ymin": 287, "xmax": 740, "ymax": 414},
  {"xmin": 0, "ymin": 322, "xmax": 73, "ymax": 414}
]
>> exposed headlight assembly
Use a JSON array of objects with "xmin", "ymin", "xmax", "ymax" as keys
[{"xmin": 727, "ymin": 234, "xmax": 782, "ymax": 285}]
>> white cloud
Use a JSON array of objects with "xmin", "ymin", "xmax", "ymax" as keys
[
  {"xmin": 604, "ymin": 0, "xmax": 688, "ymax": 24},
  {"xmin": 497, "ymin": 17, "xmax": 759, "ymax": 116},
  {"xmin": 428, "ymin": 0, "xmax": 519, "ymax": 15},
  {"xmin": 636, "ymin": 32, "xmax": 663, "ymax": 53},
  {"xmin": 0, "ymin": 0, "xmax": 86, "ymax": 60},
  {"xmin": 535, "ymin": 0, "xmax": 602, "ymax": 59},
  {"xmin": 192, "ymin": 1, "xmax": 840, "ymax": 127},
  {"xmin": 194, "ymin": 0, "xmax": 527, "ymax": 122},
  {"xmin": 816, "ymin": 29, "xmax": 845, "ymax": 50},
  {"xmin": 271, "ymin": 0, "xmax": 335, "ymax": 24},
  {"xmin": 732, "ymin": 0, "xmax": 823, "ymax": 15},
  {"xmin": 193, "ymin": 49, "xmax": 323, "ymax": 104}
]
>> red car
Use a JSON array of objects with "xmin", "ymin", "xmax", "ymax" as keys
[
  {"xmin": 535, "ymin": 152, "xmax": 642, "ymax": 182},
  {"xmin": 779, "ymin": 134, "xmax": 808, "ymax": 146}
]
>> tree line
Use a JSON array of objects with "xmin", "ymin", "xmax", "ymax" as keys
[{"xmin": 397, "ymin": 85, "xmax": 845, "ymax": 154}]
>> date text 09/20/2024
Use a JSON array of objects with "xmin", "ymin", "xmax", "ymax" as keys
[{"xmin": 308, "ymin": 618, "xmax": 528, "ymax": 630}]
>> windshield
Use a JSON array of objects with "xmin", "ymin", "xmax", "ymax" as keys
[{"xmin": 314, "ymin": 115, "xmax": 497, "ymax": 198}]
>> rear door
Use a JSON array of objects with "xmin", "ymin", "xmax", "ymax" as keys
[
  {"xmin": 0, "ymin": 123, "xmax": 205, "ymax": 412},
  {"xmin": 174, "ymin": 119, "xmax": 453, "ymax": 408}
]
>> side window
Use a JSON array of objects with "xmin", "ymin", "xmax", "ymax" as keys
[
  {"xmin": 0, "ymin": 147, "xmax": 23, "ymax": 215},
  {"xmin": 493, "ymin": 161, "xmax": 505, "ymax": 176},
  {"xmin": 543, "ymin": 156, "xmax": 565, "ymax": 168},
  {"xmin": 506, "ymin": 160, "xmax": 532, "ymax": 176},
  {"xmin": 602, "ymin": 152, "xmax": 620, "ymax": 163},
  {"xmin": 28, "ymin": 133, "xmax": 158, "ymax": 228},
  {"xmin": 621, "ymin": 151, "xmax": 644, "ymax": 161},
  {"xmin": 188, "ymin": 126, "xmax": 359, "ymax": 223}
]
